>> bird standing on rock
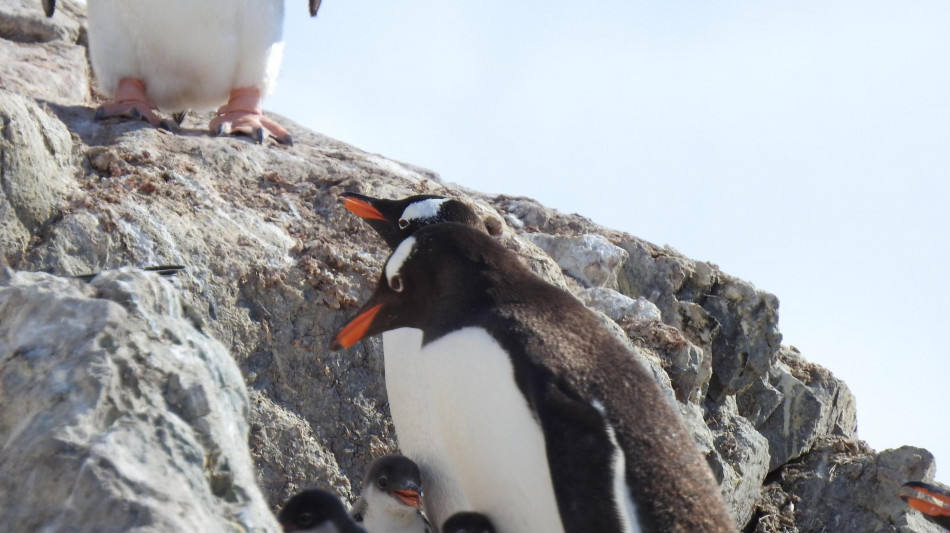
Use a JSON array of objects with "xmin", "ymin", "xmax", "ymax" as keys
[
  {"xmin": 278, "ymin": 488, "xmax": 367, "ymax": 533},
  {"xmin": 339, "ymin": 192, "xmax": 497, "ymax": 525},
  {"xmin": 332, "ymin": 223, "xmax": 738, "ymax": 532},
  {"xmin": 45, "ymin": 0, "xmax": 322, "ymax": 144},
  {"xmin": 351, "ymin": 455, "xmax": 432, "ymax": 533}
]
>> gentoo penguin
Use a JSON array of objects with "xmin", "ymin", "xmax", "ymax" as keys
[
  {"xmin": 351, "ymin": 455, "xmax": 432, "ymax": 533},
  {"xmin": 278, "ymin": 489, "xmax": 367, "ymax": 533},
  {"xmin": 339, "ymin": 191, "xmax": 494, "ymax": 524},
  {"xmin": 441, "ymin": 512, "xmax": 496, "ymax": 533},
  {"xmin": 901, "ymin": 481, "xmax": 950, "ymax": 529},
  {"xmin": 45, "ymin": 0, "xmax": 322, "ymax": 144},
  {"xmin": 332, "ymin": 223, "xmax": 737, "ymax": 532},
  {"xmin": 339, "ymin": 192, "xmax": 488, "ymax": 249}
]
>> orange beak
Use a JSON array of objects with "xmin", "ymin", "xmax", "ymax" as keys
[
  {"xmin": 331, "ymin": 304, "xmax": 383, "ymax": 350},
  {"xmin": 393, "ymin": 489, "xmax": 423, "ymax": 509},
  {"xmin": 340, "ymin": 195, "xmax": 387, "ymax": 221}
]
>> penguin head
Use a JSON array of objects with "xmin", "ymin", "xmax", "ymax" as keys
[
  {"xmin": 442, "ymin": 512, "xmax": 497, "ymax": 533},
  {"xmin": 278, "ymin": 489, "xmax": 361, "ymax": 532},
  {"xmin": 359, "ymin": 455, "xmax": 424, "ymax": 516},
  {"xmin": 331, "ymin": 223, "xmax": 516, "ymax": 350},
  {"xmin": 339, "ymin": 192, "xmax": 488, "ymax": 249}
]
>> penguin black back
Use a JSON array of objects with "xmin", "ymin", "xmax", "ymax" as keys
[
  {"xmin": 333, "ymin": 223, "xmax": 737, "ymax": 532},
  {"xmin": 339, "ymin": 192, "xmax": 487, "ymax": 249}
]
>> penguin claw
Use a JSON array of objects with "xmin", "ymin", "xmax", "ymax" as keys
[{"xmin": 208, "ymin": 109, "xmax": 293, "ymax": 146}]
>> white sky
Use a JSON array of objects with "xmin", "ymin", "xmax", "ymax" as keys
[{"xmin": 271, "ymin": 1, "xmax": 950, "ymax": 482}]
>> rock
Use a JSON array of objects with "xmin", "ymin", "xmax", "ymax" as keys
[
  {"xmin": 693, "ymin": 398, "xmax": 772, "ymax": 527},
  {"xmin": 0, "ymin": 269, "xmax": 279, "ymax": 532},
  {"xmin": 0, "ymin": 0, "xmax": 91, "ymax": 104},
  {"xmin": 0, "ymin": 89, "xmax": 77, "ymax": 265},
  {"xmin": 523, "ymin": 232, "xmax": 629, "ymax": 288},
  {"xmin": 738, "ymin": 346, "xmax": 858, "ymax": 471},
  {"xmin": 577, "ymin": 286, "xmax": 662, "ymax": 323},
  {"xmin": 762, "ymin": 437, "xmax": 940, "ymax": 533},
  {"xmin": 616, "ymin": 238, "xmax": 783, "ymax": 401}
]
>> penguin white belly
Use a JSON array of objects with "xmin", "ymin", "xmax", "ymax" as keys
[
  {"xmin": 383, "ymin": 328, "xmax": 470, "ymax": 526},
  {"xmin": 424, "ymin": 327, "xmax": 566, "ymax": 533},
  {"xmin": 86, "ymin": 0, "xmax": 285, "ymax": 111}
]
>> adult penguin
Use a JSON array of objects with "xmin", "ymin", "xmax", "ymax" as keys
[
  {"xmin": 339, "ymin": 191, "xmax": 495, "ymax": 525},
  {"xmin": 44, "ymin": 0, "xmax": 322, "ymax": 144},
  {"xmin": 332, "ymin": 223, "xmax": 737, "ymax": 532}
]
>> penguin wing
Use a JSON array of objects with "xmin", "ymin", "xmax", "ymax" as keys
[
  {"xmin": 527, "ymin": 373, "xmax": 637, "ymax": 532},
  {"xmin": 42, "ymin": 0, "xmax": 55, "ymax": 17},
  {"xmin": 349, "ymin": 495, "xmax": 368, "ymax": 522},
  {"xmin": 309, "ymin": 0, "xmax": 323, "ymax": 16},
  {"xmin": 419, "ymin": 509, "xmax": 435, "ymax": 533}
]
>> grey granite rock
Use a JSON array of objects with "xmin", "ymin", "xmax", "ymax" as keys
[
  {"xmin": 0, "ymin": 89, "xmax": 77, "ymax": 265},
  {"xmin": 0, "ymin": 269, "xmax": 279, "ymax": 533},
  {"xmin": 523, "ymin": 232, "xmax": 629, "ymax": 288},
  {"xmin": 616, "ymin": 238, "xmax": 782, "ymax": 401},
  {"xmin": 760, "ymin": 438, "xmax": 940, "ymax": 533},
  {"xmin": 738, "ymin": 346, "xmax": 858, "ymax": 471}
]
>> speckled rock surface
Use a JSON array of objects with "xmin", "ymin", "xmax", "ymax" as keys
[{"xmin": 0, "ymin": 269, "xmax": 279, "ymax": 533}]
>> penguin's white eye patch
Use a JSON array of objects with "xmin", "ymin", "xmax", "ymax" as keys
[
  {"xmin": 385, "ymin": 236, "xmax": 417, "ymax": 290},
  {"xmin": 389, "ymin": 274, "xmax": 404, "ymax": 292},
  {"xmin": 398, "ymin": 218, "xmax": 409, "ymax": 229},
  {"xmin": 400, "ymin": 198, "xmax": 449, "ymax": 226}
]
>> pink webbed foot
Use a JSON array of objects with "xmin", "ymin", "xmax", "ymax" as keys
[
  {"xmin": 94, "ymin": 78, "xmax": 172, "ymax": 130},
  {"xmin": 209, "ymin": 87, "xmax": 293, "ymax": 145}
]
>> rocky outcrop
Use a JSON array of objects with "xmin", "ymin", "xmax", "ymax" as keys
[
  {"xmin": 0, "ymin": 269, "xmax": 279, "ymax": 532},
  {"xmin": 0, "ymin": 1, "xmax": 939, "ymax": 532}
]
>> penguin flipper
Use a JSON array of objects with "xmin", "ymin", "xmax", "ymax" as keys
[
  {"xmin": 349, "ymin": 495, "xmax": 368, "ymax": 523},
  {"xmin": 309, "ymin": 0, "xmax": 323, "ymax": 17},
  {"xmin": 528, "ymin": 375, "xmax": 635, "ymax": 532},
  {"xmin": 42, "ymin": 0, "xmax": 55, "ymax": 17}
]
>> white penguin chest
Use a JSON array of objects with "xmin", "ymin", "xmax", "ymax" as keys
[{"xmin": 422, "ymin": 327, "xmax": 566, "ymax": 533}]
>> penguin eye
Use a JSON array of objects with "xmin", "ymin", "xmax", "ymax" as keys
[
  {"xmin": 377, "ymin": 476, "xmax": 389, "ymax": 489},
  {"xmin": 398, "ymin": 218, "xmax": 409, "ymax": 229},
  {"xmin": 297, "ymin": 512, "xmax": 315, "ymax": 527},
  {"xmin": 389, "ymin": 274, "xmax": 404, "ymax": 293}
]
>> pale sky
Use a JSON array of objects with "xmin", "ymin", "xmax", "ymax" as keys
[{"xmin": 271, "ymin": 1, "xmax": 950, "ymax": 481}]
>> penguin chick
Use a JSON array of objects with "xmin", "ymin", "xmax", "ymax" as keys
[
  {"xmin": 901, "ymin": 481, "xmax": 950, "ymax": 529},
  {"xmin": 279, "ymin": 489, "xmax": 367, "ymax": 533},
  {"xmin": 442, "ymin": 512, "xmax": 496, "ymax": 533},
  {"xmin": 339, "ymin": 192, "xmax": 489, "ymax": 249},
  {"xmin": 351, "ymin": 455, "xmax": 431, "ymax": 533}
]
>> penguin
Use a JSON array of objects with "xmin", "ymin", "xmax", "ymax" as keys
[
  {"xmin": 338, "ymin": 191, "xmax": 497, "ymax": 524},
  {"xmin": 279, "ymin": 488, "xmax": 367, "ymax": 533},
  {"xmin": 441, "ymin": 512, "xmax": 496, "ymax": 533},
  {"xmin": 331, "ymin": 223, "xmax": 737, "ymax": 532},
  {"xmin": 901, "ymin": 481, "xmax": 950, "ymax": 529},
  {"xmin": 339, "ymin": 192, "xmax": 489, "ymax": 249},
  {"xmin": 351, "ymin": 455, "xmax": 432, "ymax": 533},
  {"xmin": 44, "ymin": 0, "xmax": 322, "ymax": 144}
]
